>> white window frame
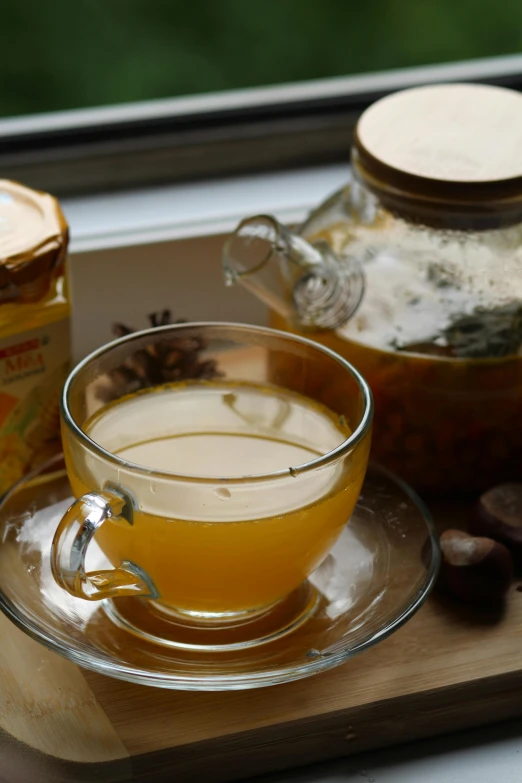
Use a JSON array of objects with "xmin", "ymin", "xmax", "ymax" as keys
[{"xmin": 2, "ymin": 53, "xmax": 522, "ymax": 195}]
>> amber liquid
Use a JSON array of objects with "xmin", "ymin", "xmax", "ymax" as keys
[
  {"xmin": 70, "ymin": 381, "xmax": 365, "ymax": 614},
  {"xmin": 271, "ymin": 312, "xmax": 522, "ymax": 496}
]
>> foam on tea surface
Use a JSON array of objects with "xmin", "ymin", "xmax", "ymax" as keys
[{"xmin": 87, "ymin": 381, "xmax": 345, "ymax": 478}]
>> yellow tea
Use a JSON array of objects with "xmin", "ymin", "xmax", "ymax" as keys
[{"xmin": 67, "ymin": 380, "xmax": 366, "ymax": 614}]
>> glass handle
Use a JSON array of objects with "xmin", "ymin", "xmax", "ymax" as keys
[
  {"xmin": 222, "ymin": 214, "xmax": 365, "ymax": 330},
  {"xmin": 291, "ymin": 240, "xmax": 366, "ymax": 330},
  {"xmin": 51, "ymin": 487, "xmax": 158, "ymax": 601}
]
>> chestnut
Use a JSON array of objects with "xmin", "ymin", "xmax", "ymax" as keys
[
  {"xmin": 437, "ymin": 529, "xmax": 513, "ymax": 605},
  {"xmin": 470, "ymin": 483, "xmax": 522, "ymax": 569}
]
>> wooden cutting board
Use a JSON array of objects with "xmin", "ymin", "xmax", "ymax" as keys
[{"xmin": 2, "ymin": 503, "xmax": 522, "ymax": 783}]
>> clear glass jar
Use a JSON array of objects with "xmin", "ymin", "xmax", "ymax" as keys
[{"xmin": 223, "ymin": 83, "xmax": 522, "ymax": 496}]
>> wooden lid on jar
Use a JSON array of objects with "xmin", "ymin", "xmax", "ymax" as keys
[
  {"xmin": 0, "ymin": 180, "xmax": 69, "ymax": 303},
  {"xmin": 353, "ymin": 83, "xmax": 522, "ymax": 228}
]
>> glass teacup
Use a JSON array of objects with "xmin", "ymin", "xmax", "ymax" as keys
[{"xmin": 52, "ymin": 323, "xmax": 372, "ymax": 646}]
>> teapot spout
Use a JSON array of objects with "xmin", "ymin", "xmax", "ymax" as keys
[{"xmin": 222, "ymin": 214, "xmax": 364, "ymax": 331}]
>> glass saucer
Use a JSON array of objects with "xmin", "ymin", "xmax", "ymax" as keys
[{"xmin": 0, "ymin": 455, "xmax": 439, "ymax": 691}]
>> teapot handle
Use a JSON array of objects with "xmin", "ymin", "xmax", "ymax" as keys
[{"xmin": 223, "ymin": 214, "xmax": 364, "ymax": 331}]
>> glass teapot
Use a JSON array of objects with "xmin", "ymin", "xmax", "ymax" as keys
[{"xmin": 223, "ymin": 83, "xmax": 522, "ymax": 497}]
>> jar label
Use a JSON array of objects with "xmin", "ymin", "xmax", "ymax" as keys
[{"xmin": 0, "ymin": 318, "xmax": 70, "ymax": 497}]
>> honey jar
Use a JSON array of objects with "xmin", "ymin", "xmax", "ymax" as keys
[{"xmin": 0, "ymin": 180, "xmax": 70, "ymax": 496}]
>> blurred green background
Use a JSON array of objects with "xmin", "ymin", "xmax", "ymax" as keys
[{"xmin": 1, "ymin": 0, "xmax": 522, "ymax": 118}]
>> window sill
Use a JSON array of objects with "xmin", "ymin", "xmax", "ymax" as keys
[
  {"xmin": 63, "ymin": 163, "xmax": 348, "ymax": 253},
  {"xmin": 66, "ymin": 163, "xmax": 348, "ymax": 361}
]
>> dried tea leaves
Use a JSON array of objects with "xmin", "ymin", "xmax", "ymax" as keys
[
  {"xmin": 443, "ymin": 302, "xmax": 522, "ymax": 359},
  {"xmin": 397, "ymin": 302, "xmax": 522, "ymax": 359}
]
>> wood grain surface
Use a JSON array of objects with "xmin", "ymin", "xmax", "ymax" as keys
[
  {"xmin": 2, "ymin": 503, "xmax": 522, "ymax": 782},
  {"xmin": 0, "ymin": 612, "xmax": 127, "ymax": 765}
]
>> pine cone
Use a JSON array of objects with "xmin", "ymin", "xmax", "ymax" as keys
[{"xmin": 96, "ymin": 311, "xmax": 221, "ymax": 403}]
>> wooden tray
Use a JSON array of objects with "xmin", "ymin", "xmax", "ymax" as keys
[{"xmin": 2, "ymin": 503, "xmax": 522, "ymax": 783}]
